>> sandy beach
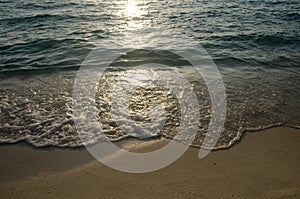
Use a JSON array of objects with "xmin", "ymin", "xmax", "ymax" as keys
[{"xmin": 0, "ymin": 127, "xmax": 299, "ymax": 199}]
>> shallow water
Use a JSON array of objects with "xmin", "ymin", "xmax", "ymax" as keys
[{"xmin": 0, "ymin": 0, "xmax": 299, "ymax": 149}]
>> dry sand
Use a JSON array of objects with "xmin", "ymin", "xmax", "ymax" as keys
[{"xmin": 0, "ymin": 127, "xmax": 299, "ymax": 199}]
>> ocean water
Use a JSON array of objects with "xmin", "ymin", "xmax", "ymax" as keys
[{"xmin": 0, "ymin": 0, "xmax": 299, "ymax": 149}]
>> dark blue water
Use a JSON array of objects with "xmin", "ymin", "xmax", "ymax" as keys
[{"xmin": 0, "ymin": 0, "xmax": 299, "ymax": 148}]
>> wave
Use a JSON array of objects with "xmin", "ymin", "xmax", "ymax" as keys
[
  {"xmin": 282, "ymin": 13, "xmax": 300, "ymax": 21},
  {"xmin": 0, "ymin": 14, "xmax": 83, "ymax": 25},
  {"xmin": 0, "ymin": 66, "xmax": 299, "ymax": 150},
  {"xmin": 10, "ymin": 1, "xmax": 81, "ymax": 10},
  {"xmin": 0, "ymin": 38, "xmax": 95, "ymax": 73},
  {"xmin": 1, "ymin": 122, "xmax": 300, "ymax": 150},
  {"xmin": 207, "ymin": 33, "xmax": 299, "ymax": 46}
]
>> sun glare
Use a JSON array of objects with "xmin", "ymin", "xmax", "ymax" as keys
[
  {"xmin": 116, "ymin": 0, "xmax": 149, "ymax": 30},
  {"xmin": 124, "ymin": 0, "xmax": 146, "ymax": 18}
]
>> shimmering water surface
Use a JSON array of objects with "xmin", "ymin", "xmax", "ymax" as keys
[{"xmin": 0, "ymin": 0, "xmax": 299, "ymax": 148}]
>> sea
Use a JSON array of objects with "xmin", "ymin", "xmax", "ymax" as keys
[{"xmin": 0, "ymin": 0, "xmax": 299, "ymax": 149}]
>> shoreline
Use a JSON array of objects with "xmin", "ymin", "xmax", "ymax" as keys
[
  {"xmin": 0, "ymin": 127, "xmax": 299, "ymax": 198},
  {"xmin": 1, "ymin": 123, "xmax": 300, "ymax": 151}
]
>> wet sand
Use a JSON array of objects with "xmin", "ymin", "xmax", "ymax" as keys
[{"xmin": 0, "ymin": 127, "xmax": 299, "ymax": 199}]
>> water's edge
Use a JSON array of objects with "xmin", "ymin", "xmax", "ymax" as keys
[{"xmin": 1, "ymin": 124, "xmax": 299, "ymax": 152}]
